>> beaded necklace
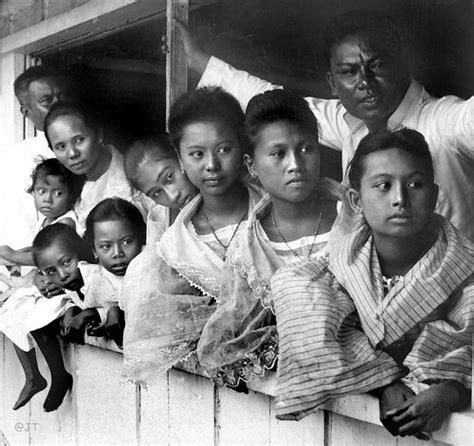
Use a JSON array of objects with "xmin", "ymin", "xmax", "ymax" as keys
[{"xmin": 271, "ymin": 198, "xmax": 325, "ymax": 258}]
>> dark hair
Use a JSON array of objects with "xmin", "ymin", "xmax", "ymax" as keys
[
  {"xmin": 27, "ymin": 158, "xmax": 84, "ymax": 207},
  {"xmin": 14, "ymin": 66, "xmax": 65, "ymax": 103},
  {"xmin": 348, "ymin": 128, "xmax": 434, "ymax": 190},
  {"xmin": 124, "ymin": 136, "xmax": 177, "ymax": 189},
  {"xmin": 168, "ymin": 87, "xmax": 247, "ymax": 152},
  {"xmin": 245, "ymin": 89, "xmax": 319, "ymax": 155},
  {"xmin": 44, "ymin": 101, "xmax": 102, "ymax": 149},
  {"xmin": 83, "ymin": 198, "xmax": 146, "ymax": 248},
  {"xmin": 32, "ymin": 223, "xmax": 94, "ymax": 267},
  {"xmin": 324, "ymin": 9, "xmax": 403, "ymax": 64}
]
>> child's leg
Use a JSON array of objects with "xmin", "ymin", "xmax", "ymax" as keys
[
  {"xmin": 387, "ymin": 380, "xmax": 470, "ymax": 437},
  {"xmin": 30, "ymin": 321, "xmax": 72, "ymax": 412},
  {"xmin": 12, "ymin": 346, "xmax": 47, "ymax": 410}
]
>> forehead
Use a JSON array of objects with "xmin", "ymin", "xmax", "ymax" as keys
[
  {"xmin": 256, "ymin": 121, "xmax": 316, "ymax": 145},
  {"xmin": 330, "ymin": 32, "xmax": 394, "ymax": 62},
  {"xmin": 36, "ymin": 238, "xmax": 75, "ymax": 268},
  {"xmin": 93, "ymin": 219, "xmax": 135, "ymax": 240},
  {"xmin": 180, "ymin": 120, "xmax": 237, "ymax": 146},
  {"xmin": 136, "ymin": 158, "xmax": 177, "ymax": 184},
  {"xmin": 47, "ymin": 114, "xmax": 89, "ymax": 137},
  {"xmin": 35, "ymin": 174, "xmax": 66, "ymax": 188},
  {"xmin": 360, "ymin": 147, "xmax": 430, "ymax": 178}
]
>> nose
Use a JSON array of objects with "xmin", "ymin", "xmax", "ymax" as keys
[
  {"xmin": 286, "ymin": 150, "xmax": 303, "ymax": 173},
  {"xmin": 357, "ymin": 66, "xmax": 375, "ymax": 90},
  {"xmin": 58, "ymin": 267, "xmax": 69, "ymax": 281},
  {"xmin": 392, "ymin": 183, "xmax": 410, "ymax": 208},
  {"xmin": 112, "ymin": 244, "xmax": 124, "ymax": 259},
  {"xmin": 205, "ymin": 153, "xmax": 221, "ymax": 172},
  {"xmin": 43, "ymin": 191, "xmax": 53, "ymax": 203},
  {"xmin": 67, "ymin": 143, "xmax": 80, "ymax": 159},
  {"xmin": 167, "ymin": 187, "xmax": 181, "ymax": 207}
]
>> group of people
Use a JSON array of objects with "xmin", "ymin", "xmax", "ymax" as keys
[{"xmin": 0, "ymin": 9, "xmax": 472, "ymax": 440}]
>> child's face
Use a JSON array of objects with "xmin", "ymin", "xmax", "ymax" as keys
[
  {"xmin": 93, "ymin": 219, "xmax": 142, "ymax": 276},
  {"xmin": 33, "ymin": 175, "xmax": 70, "ymax": 220},
  {"xmin": 135, "ymin": 158, "xmax": 197, "ymax": 209},
  {"xmin": 36, "ymin": 239, "xmax": 83, "ymax": 291},
  {"xmin": 179, "ymin": 120, "xmax": 243, "ymax": 198},
  {"xmin": 326, "ymin": 33, "xmax": 408, "ymax": 130},
  {"xmin": 246, "ymin": 121, "xmax": 320, "ymax": 204},
  {"xmin": 47, "ymin": 114, "xmax": 101, "ymax": 178},
  {"xmin": 349, "ymin": 147, "xmax": 438, "ymax": 240}
]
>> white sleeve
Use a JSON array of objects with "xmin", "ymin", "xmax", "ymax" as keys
[
  {"xmin": 198, "ymin": 56, "xmax": 280, "ymax": 110},
  {"xmin": 198, "ymin": 57, "xmax": 346, "ymax": 151}
]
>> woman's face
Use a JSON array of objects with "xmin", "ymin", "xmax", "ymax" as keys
[
  {"xmin": 135, "ymin": 158, "xmax": 197, "ymax": 209},
  {"xmin": 47, "ymin": 114, "xmax": 102, "ymax": 178},
  {"xmin": 246, "ymin": 121, "xmax": 320, "ymax": 204},
  {"xmin": 350, "ymin": 147, "xmax": 438, "ymax": 240},
  {"xmin": 179, "ymin": 120, "xmax": 243, "ymax": 198}
]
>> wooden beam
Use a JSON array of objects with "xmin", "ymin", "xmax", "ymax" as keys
[{"xmin": 165, "ymin": 0, "xmax": 188, "ymax": 123}]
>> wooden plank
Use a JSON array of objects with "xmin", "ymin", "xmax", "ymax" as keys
[
  {"xmin": 168, "ymin": 368, "xmax": 214, "ymax": 445},
  {"xmin": 165, "ymin": 0, "xmax": 188, "ymax": 124},
  {"xmin": 74, "ymin": 346, "xmax": 137, "ymax": 445},
  {"xmin": 327, "ymin": 413, "xmax": 397, "ymax": 446},
  {"xmin": 269, "ymin": 403, "xmax": 324, "ymax": 446},
  {"xmin": 138, "ymin": 373, "xmax": 171, "ymax": 446},
  {"xmin": 217, "ymin": 385, "xmax": 270, "ymax": 445}
]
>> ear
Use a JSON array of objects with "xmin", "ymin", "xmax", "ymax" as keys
[
  {"xmin": 347, "ymin": 188, "xmax": 363, "ymax": 215},
  {"xmin": 430, "ymin": 183, "xmax": 439, "ymax": 212},
  {"xmin": 326, "ymin": 71, "xmax": 338, "ymax": 97},
  {"xmin": 20, "ymin": 105, "xmax": 30, "ymax": 118},
  {"xmin": 243, "ymin": 153, "xmax": 257, "ymax": 179}
]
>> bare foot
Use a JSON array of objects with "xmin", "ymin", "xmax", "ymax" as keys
[
  {"xmin": 13, "ymin": 376, "xmax": 47, "ymax": 410},
  {"xmin": 43, "ymin": 372, "xmax": 73, "ymax": 412}
]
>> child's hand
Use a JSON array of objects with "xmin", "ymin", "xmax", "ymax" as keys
[
  {"xmin": 86, "ymin": 321, "xmax": 106, "ymax": 337},
  {"xmin": 105, "ymin": 306, "xmax": 125, "ymax": 348},
  {"xmin": 65, "ymin": 309, "xmax": 100, "ymax": 344},
  {"xmin": 33, "ymin": 270, "xmax": 63, "ymax": 298},
  {"xmin": 386, "ymin": 381, "xmax": 468, "ymax": 437}
]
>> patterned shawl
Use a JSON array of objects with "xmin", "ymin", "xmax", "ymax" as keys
[
  {"xmin": 122, "ymin": 186, "xmax": 261, "ymax": 384},
  {"xmin": 197, "ymin": 179, "xmax": 340, "ymax": 387}
]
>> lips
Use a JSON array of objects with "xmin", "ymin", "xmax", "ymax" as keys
[
  {"xmin": 203, "ymin": 177, "xmax": 223, "ymax": 186},
  {"xmin": 286, "ymin": 177, "xmax": 307, "ymax": 186},
  {"xmin": 111, "ymin": 263, "xmax": 128, "ymax": 275},
  {"xmin": 40, "ymin": 206, "xmax": 53, "ymax": 213},
  {"xmin": 389, "ymin": 212, "xmax": 411, "ymax": 222},
  {"xmin": 360, "ymin": 94, "xmax": 381, "ymax": 106},
  {"xmin": 69, "ymin": 160, "xmax": 86, "ymax": 171},
  {"xmin": 64, "ymin": 278, "xmax": 83, "ymax": 291}
]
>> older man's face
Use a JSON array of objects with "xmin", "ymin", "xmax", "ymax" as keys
[
  {"xmin": 326, "ymin": 33, "xmax": 410, "ymax": 131},
  {"xmin": 20, "ymin": 77, "xmax": 62, "ymax": 131}
]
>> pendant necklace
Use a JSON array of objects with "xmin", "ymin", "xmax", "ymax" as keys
[
  {"xmin": 271, "ymin": 197, "xmax": 325, "ymax": 258},
  {"xmin": 202, "ymin": 207, "xmax": 248, "ymax": 260}
]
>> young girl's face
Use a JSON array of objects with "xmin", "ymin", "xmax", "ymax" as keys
[
  {"xmin": 351, "ymin": 147, "xmax": 438, "ymax": 240},
  {"xmin": 33, "ymin": 175, "xmax": 70, "ymax": 220},
  {"xmin": 47, "ymin": 114, "xmax": 102, "ymax": 178},
  {"xmin": 36, "ymin": 238, "xmax": 83, "ymax": 291},
  {"xmin": 179, "ymin": 120, "xmax": 243, "ymax": 198},
  {"xmin": 93, "ymin": 219, "xmax": 142, "ymax": 276},
  {"xmin": 246, "ymin": 121, "xmax": 320, "ymax": 204},
  {"xmin": 135, "ymin": 158, "xmax": 197, "ymax": 209}
]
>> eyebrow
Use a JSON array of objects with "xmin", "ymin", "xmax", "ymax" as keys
[{"xmin": 145, "ymin": 168, "xmax": 168, "ymax": 196}]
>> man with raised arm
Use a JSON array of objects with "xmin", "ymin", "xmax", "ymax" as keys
[{"xmin": 176, "ymin": 9, "xmax": 474, "ymax": 240}]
